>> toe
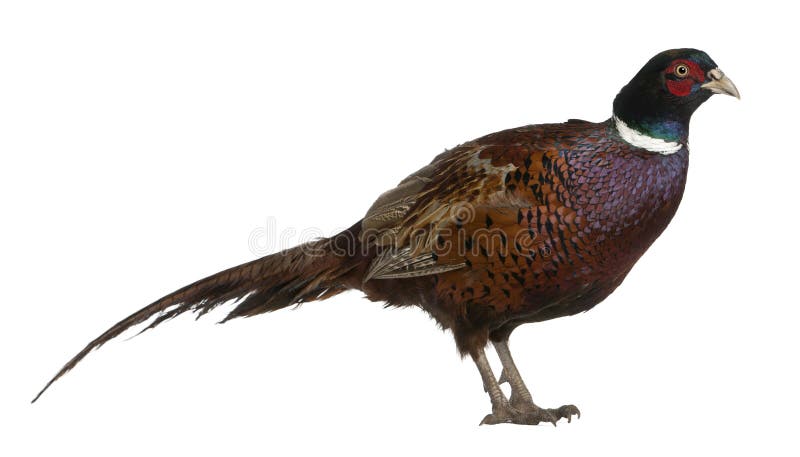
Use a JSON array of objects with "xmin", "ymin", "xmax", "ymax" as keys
[
  {"xmin": 556, "ymin": 404, "xmax": 581, "ymax": 423},
  {"xmin": 480, "ymin": 413, "xmax": 496, "ymax": 425}
]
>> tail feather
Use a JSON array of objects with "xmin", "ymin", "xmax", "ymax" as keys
[{"xmin": 32, "ymin": 223, "xmax": 362, "ymax": 403}]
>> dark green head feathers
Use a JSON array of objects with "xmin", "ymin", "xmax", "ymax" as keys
[{"xmin": 613, "ymin": 48, "xmax": 739, "ymax": 152}]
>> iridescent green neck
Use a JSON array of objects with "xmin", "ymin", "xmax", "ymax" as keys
[{"xmin": 619, "ymin": 116, "xmax": 687, "ymax": 143}]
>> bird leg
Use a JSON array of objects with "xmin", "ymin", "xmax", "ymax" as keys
[
  {"xmin": 491, "ymin": 339, "xmax": 581, "ymax": 425},
  {"xmin": 471, "ymin": 346, "xmax": 573, "ymax": 426},
  {"xmin": 492, "ymin": 339, "xmax": 534, "ymax": 407},
  {"xmin": 471, "ymin": 346, "xmax": 520, "ymax": 425}
]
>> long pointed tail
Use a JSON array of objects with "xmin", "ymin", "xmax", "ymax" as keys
[{"xmin": 32, "ymin": 222, "xmax": 363, "ymax": 403}]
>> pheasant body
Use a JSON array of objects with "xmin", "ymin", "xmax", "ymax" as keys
[
  {"xmin": 358, "ymin": 119, "xmax": 690, "ymax": 352},
  {"xmin": 34, "ymin": 48, "xmax": 739, "ymax": 425}
]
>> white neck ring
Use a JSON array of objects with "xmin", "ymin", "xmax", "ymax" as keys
[{"xmin": 614, "ymin": 116, "xmax": 684, "ymax": 155}]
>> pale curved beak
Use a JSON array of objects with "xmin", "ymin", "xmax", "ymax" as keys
[{"xmin": 702, "ymin": 68, "xmax": 740, "ymax": 99}]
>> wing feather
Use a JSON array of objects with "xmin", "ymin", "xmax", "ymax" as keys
[{"xmin": 361, "ymin": 140, "xmax": 524, "ymax": 281}]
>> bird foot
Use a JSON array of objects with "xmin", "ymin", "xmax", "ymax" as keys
[{"xmin": 480, "ymin": 401, "xmax": 580, "ymax": 426}]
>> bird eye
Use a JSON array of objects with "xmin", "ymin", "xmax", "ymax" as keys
[{"xmin": 674, "ymin": 64, "xmax": 689, "ymax": 78}]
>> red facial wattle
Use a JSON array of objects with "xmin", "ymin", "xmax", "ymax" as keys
[
  {"xmin": 666, "ymin": 78, "xmax": 694, "ymax": 97},
  {"xmin": 665, "ymin": 59, "xmax": 705, "ymax": 97}
]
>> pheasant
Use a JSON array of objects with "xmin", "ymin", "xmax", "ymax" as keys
[{"xmin": 33, "ymin": 48, "xmax": 739, "ymax": 426}]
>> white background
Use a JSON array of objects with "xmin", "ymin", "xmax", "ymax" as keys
[{"xmin": 2, "ymin": 1, "xmax": 798, "ymax": 455}]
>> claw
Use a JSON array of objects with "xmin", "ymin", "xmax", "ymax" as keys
[{"xmin": 556, "ymin": 404, "xmax": 581, "ymax": 423}]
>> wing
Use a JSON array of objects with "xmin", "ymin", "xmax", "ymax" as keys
[{"xmin": 361, "ymin": 122, "xmax": 581, "ymax": 281}]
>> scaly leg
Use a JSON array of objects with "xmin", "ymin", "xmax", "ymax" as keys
[
  {"xmin": 492, "ymin": 339, "xmax": 581, "ymax": 424},
  {"xmin": 472, "ymin": 346, "xmax": 577, "ymax": 425},
  {"xmin": 471, "ymin": 347, "xmax": 519, "ymax": 425}
]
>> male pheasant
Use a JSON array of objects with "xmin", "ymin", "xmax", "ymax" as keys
[{"xmin": 33, "ymin": 48, "xmax": 739, "ymax": 426}]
